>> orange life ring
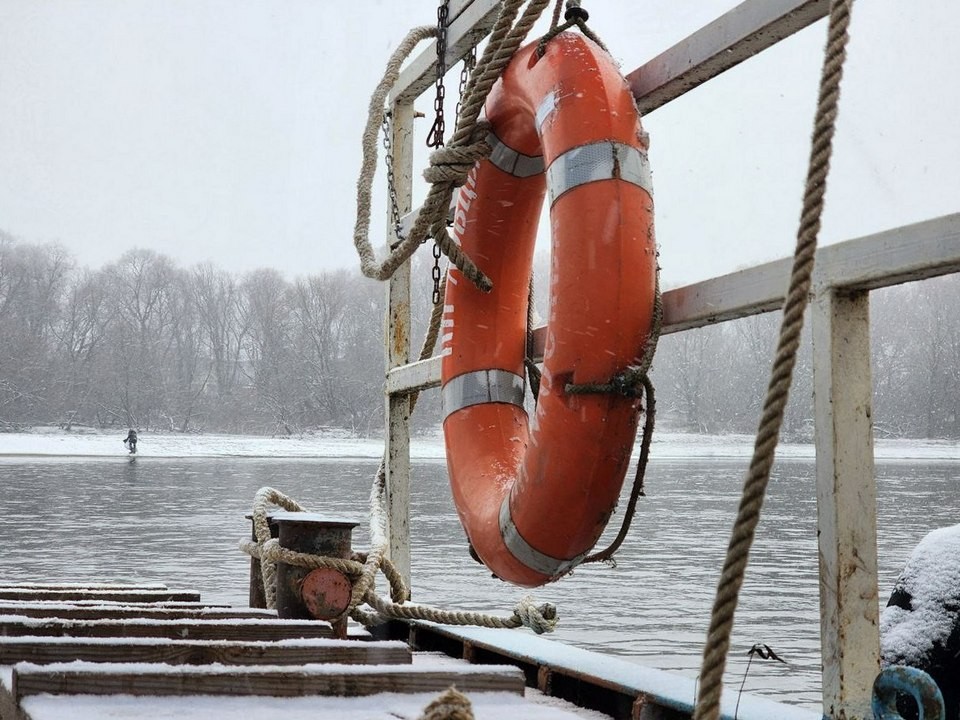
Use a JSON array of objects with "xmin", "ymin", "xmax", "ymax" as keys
[{"xmin": 441, "ymin": 33, "xmax": 657, "ymax": 587}]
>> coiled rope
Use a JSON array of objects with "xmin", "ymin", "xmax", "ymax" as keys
[
  {"xmin": 418, "ymin": 687, "xmax": 475, "ymax": 720},
  {"xmin": 692, "ymin": 2, "xmax": 855, "ymax": 719},
  {"xmin": 240, "ymin": 486, "xmax": 558, "ymax": 634},
  {"xmin": 353, "ymin": 0, "xmax": 553, "ymax": 292}
]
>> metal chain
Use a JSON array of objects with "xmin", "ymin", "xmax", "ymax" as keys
[
  {"xmin": 431, "ymin": 243, "xmax": 443, "ymax": 305},
  {"xmin": 456, "ymin": 44, "xmax": 477, "ymax": 122},
  {"xmin": 426, "ymin": 0, "xmax": 449, "ymax": 149},
  {"xmin": 381, "ymin": 111, "xmax": 403, "ymax": 245},
  {"xmin": 429, "ymin": 27, "xmax": 475, "ymax": 307}
]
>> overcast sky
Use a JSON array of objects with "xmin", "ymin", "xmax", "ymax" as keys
[{"xmin": 0, "ymin": 0, "xmax": 957, "ymax": 287}]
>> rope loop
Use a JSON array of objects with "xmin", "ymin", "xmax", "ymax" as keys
[
  {"xmin": 422, "ymin": 122, "xmax": 492, "ymax": 186},
  {"xmin": 355, "ymin": 0, "xmax": 551, "ymax": 290},
  {"xmin": 512, "ymin": 596, "xmax": 558, "ymax": 634},
  {"xmin": 566, "ymin": 366, "xmax": 645, "ymax": 398},
  {"xmin": 240, "ymin": 486, "xmax": 559, "ymax": 634},
  {"xmin": 537, "ymin": 0, "xmax": 608, "ymax": 57},
  {"xmin": 417, "ymin": 687, "xmax": 475, "ymax": 720}
]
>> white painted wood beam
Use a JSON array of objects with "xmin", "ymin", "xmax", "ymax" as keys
[
  {"xmin": 384, "ymin": 102, "xmax": 416, "ymax": 588},
  {"xmin": 389, "ymin": 0, "xmax": 501, "ymax": 105},
  {"xmin": 812, "ymin": 288, "xmax": 880, "ymax": 720},
  {"xmin": 628, "ymin": 0, "xmax": 829, "ymax": 114},
  {"xmin": 386, "ymin": 214, "xmax": 960, "ymax": 394}
]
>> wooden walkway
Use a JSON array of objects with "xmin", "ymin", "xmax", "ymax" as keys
[{"xmin": 0, "ymin": 582, "xmax": 604, "ymax": 720}]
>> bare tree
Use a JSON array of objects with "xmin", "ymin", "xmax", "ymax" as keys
[{"xmin": 241, "ymin": 268, "xmax": 295, "ymax": 434}]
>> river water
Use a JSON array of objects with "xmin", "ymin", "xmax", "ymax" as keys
[{"xmin": 0, "ymin": 453, "xmax": 956, "ymax": 711}]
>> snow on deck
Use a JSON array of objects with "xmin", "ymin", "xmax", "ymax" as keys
[
  {"xmin": 18, "ymin": 689, "xmax": 609, "ymax": 720},
  {"xmin": 413, "ymin": 623, "xmax": 820, "ymax": 720}
]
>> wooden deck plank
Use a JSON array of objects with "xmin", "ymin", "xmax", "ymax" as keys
[
  {"xmin": 0, "ymin": 638, "xmax": 411, "ymax": 666},
  {"xmin": 19, "ymin": 599, "xmax": 230, "ymax": 609},
  {"xmin": 0, "ymin": 589, "xmax": 200, "ymax": 603},
  {"xmin": 11, "ymin": 661, "xmax": 525, "ymax": 699},
  {"xmin": 0, "ymin": 617, "xmax": 347, "ymax": 642},
  {"xmin": 0, "ymin": 582, "xmax": 168, "ymax": 591},
  {"xmin": 17, "ymin": 690, "xmax": 600, "ymax": 720},
  {"xmin": 0, "ymin": 602, "xmax": 275, "ymax": 621}
]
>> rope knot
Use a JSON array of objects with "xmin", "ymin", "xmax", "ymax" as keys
[
  {"xmin": 512, "ymin": 596, "xmax": 558, "ymax": 634},
  {"xmin": 609, "ymin": 367, "xmax": 646, "ymax": 397},
  {"xmin": 417, "ymin": 687, "xmax": 475, "ymax": 720},
  {"xmin": 422, "ymin": 122, "xmax": 492, "ymax": 186}
]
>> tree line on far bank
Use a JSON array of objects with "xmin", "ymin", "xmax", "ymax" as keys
[{"xmin": 1, "ymin": 231, "xmax": 957, "ymax": 440}]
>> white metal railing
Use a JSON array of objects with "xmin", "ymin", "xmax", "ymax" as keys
[{"xmin": 380, "ymin": 2, "xmax": 960, "ymax": 718}]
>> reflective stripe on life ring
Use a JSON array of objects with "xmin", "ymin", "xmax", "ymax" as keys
[{"xmin": 441, "ymin": 32, "xmax": 657, "ymax": 587}]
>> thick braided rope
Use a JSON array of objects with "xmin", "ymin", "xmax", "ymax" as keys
[
  {"xmin": 354, "ymin": 25, "xmax": 436, "ymax": 282},
  {"xmin": 405, "ymin": 0, "xmax": 552, "ymax": 291},
  {"xmin": 581, "ymin": 375, "xmax": 655, "ymax": 566},
  {"xmin": 248, "ymin": 487, "xmax": 305, "ymax": 609},
  {"xmin": 692, "ymin": 2, "xmax": 854, "ymax": 719},
  {"xmin": 418, "ymin": 687, "xmax": 475, "ymax": 720},
  {"xmin": 353, "ymin": 0, "xmax": 550, "ymax": 294},
  {"xmin": 240, "ymin": 484, "xmax": 558, "ymax": 633},
  {"xmin": 364, "ymin": 590, "xmax": 558, "ymax": 634}
]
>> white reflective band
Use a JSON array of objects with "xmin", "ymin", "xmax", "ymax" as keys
[
  {"xmin": 546, "ymin": 141, "xmax": 653, "ymax": 206},
  {"xmin": 442, "ymin": 369, "xmax": 525, "ymax": 419},
  {"xmin": 487, "ymin": 133, "xmax": 545, "ymax": 178},
  {"xmin": 499, "ymin": 496, "xmax": 586, "ymax": 578},
  {"xmin": 535, "ymin": 91, "xmax": 557, "ymax": 129}
]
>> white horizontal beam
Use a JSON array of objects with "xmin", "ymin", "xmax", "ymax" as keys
[
  {"xmin": 389, "ymin": 0, "xmax": 501, "ymax": 105},
  {"xmin": 816, "ymin": 213, "xmax": 960, "ymax": 292},
  {"xmin": 386, "ymin": 213, "xmax": 960, "ymax": 394},
  {"xmin": 628, "ymin": 0, "xmax": 829, "ymax": 114}
]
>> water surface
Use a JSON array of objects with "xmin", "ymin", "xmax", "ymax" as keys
[{"xmin": 0, "ymin": 454, "xmax": 956, "ymax": 710}]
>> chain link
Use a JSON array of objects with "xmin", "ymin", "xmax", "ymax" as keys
[
  {"xmin": 381, "ymin": 111, "xmax": 403, "ymax": 246},
  {"xmin": 432, "ymin": 242, "xmax": 443, "ymax": 305},
  {"xmin": 456, "ymin": 44, "xmax": 477, "ymax": 123},
  {"xmin": 425, "ymin": 0, "xmax": 449, "ymax": 149}
]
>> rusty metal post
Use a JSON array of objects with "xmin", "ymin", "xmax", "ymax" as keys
[
  {"xmin": 246, "ymin": 513, "xmax": 279, "ymax": 609},
  {"xmin": 274, "ymin": 511, "xmax": 359, "ymax": 639}
]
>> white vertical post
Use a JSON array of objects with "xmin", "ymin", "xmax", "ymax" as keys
[
  {"xmin": 384, "ymin": 101, "xmax": 415, "ymax": 588},
  {"xmin": 812, "ymin": 287, "xmax": 880, "ymax": 719}
]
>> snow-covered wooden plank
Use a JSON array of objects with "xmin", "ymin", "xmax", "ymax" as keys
[
  {"xmin": 17, "ymin": 689, "xmax": 598, "ymax": 720},
  {"xmin": 812, "ymin": 289, "xmax": 880, "ymax": 718},
  {"xmin": 409, "ymin": 623, "xmax": 820, "ymax": 720},
  {"xmin": 0, "ymin": 582, "xmax": 168, "ymax": 591},
  {"xmin": 0, "ymin": 637, "xmax": 411, "ymax": 666},
  {"xmin": 0, "ymin": 601, "xmax": 275, "ymax": 621},
  {"xmin": 627, "ymin": 0, "xmax": 828, "ymax": 114},
  {"xmin": 0, "ymin": 616, "xmax": 352, "ymax": 642},
  {"xmin": 33, "ymin": 599, "xmax": 231, "ymax": 608},
  {"xmin": 0, "ymin": 588, "xmax": 200, "ymax": 603},
  {"xmin": 11, "ymin": 661, "xmax": 525, "ymax": 699}
]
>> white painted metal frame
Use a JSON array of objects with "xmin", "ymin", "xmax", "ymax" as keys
[{"xmin": 380, "ymin": 2, "xmax": 960, "ymax": 718}]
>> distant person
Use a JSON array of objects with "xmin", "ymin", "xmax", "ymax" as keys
[{"xmin": 123, "ymin": 429, "xmax": 138, "ymax": 454}]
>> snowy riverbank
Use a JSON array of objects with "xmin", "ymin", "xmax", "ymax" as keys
[{"xmin": 0, "ymin": 427, "xmax": 957, "ymax": 461}]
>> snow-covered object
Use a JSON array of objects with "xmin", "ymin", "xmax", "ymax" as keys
[{"xmin": 880, "ymin": 523, "xmax": 960, "ymax": 719}]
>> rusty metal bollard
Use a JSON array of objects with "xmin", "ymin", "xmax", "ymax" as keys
[
  {"xmin": 273, "ymin": 511, "xmax": 359, "ymax": 639},
  {"xmin": 246, "ymin": 512, "xmax": 279, "ymax": 609}
]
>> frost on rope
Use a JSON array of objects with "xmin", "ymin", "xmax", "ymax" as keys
[{"xmin": 880, "ymin": 523, "xmax": 960, "ymax": 668}]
